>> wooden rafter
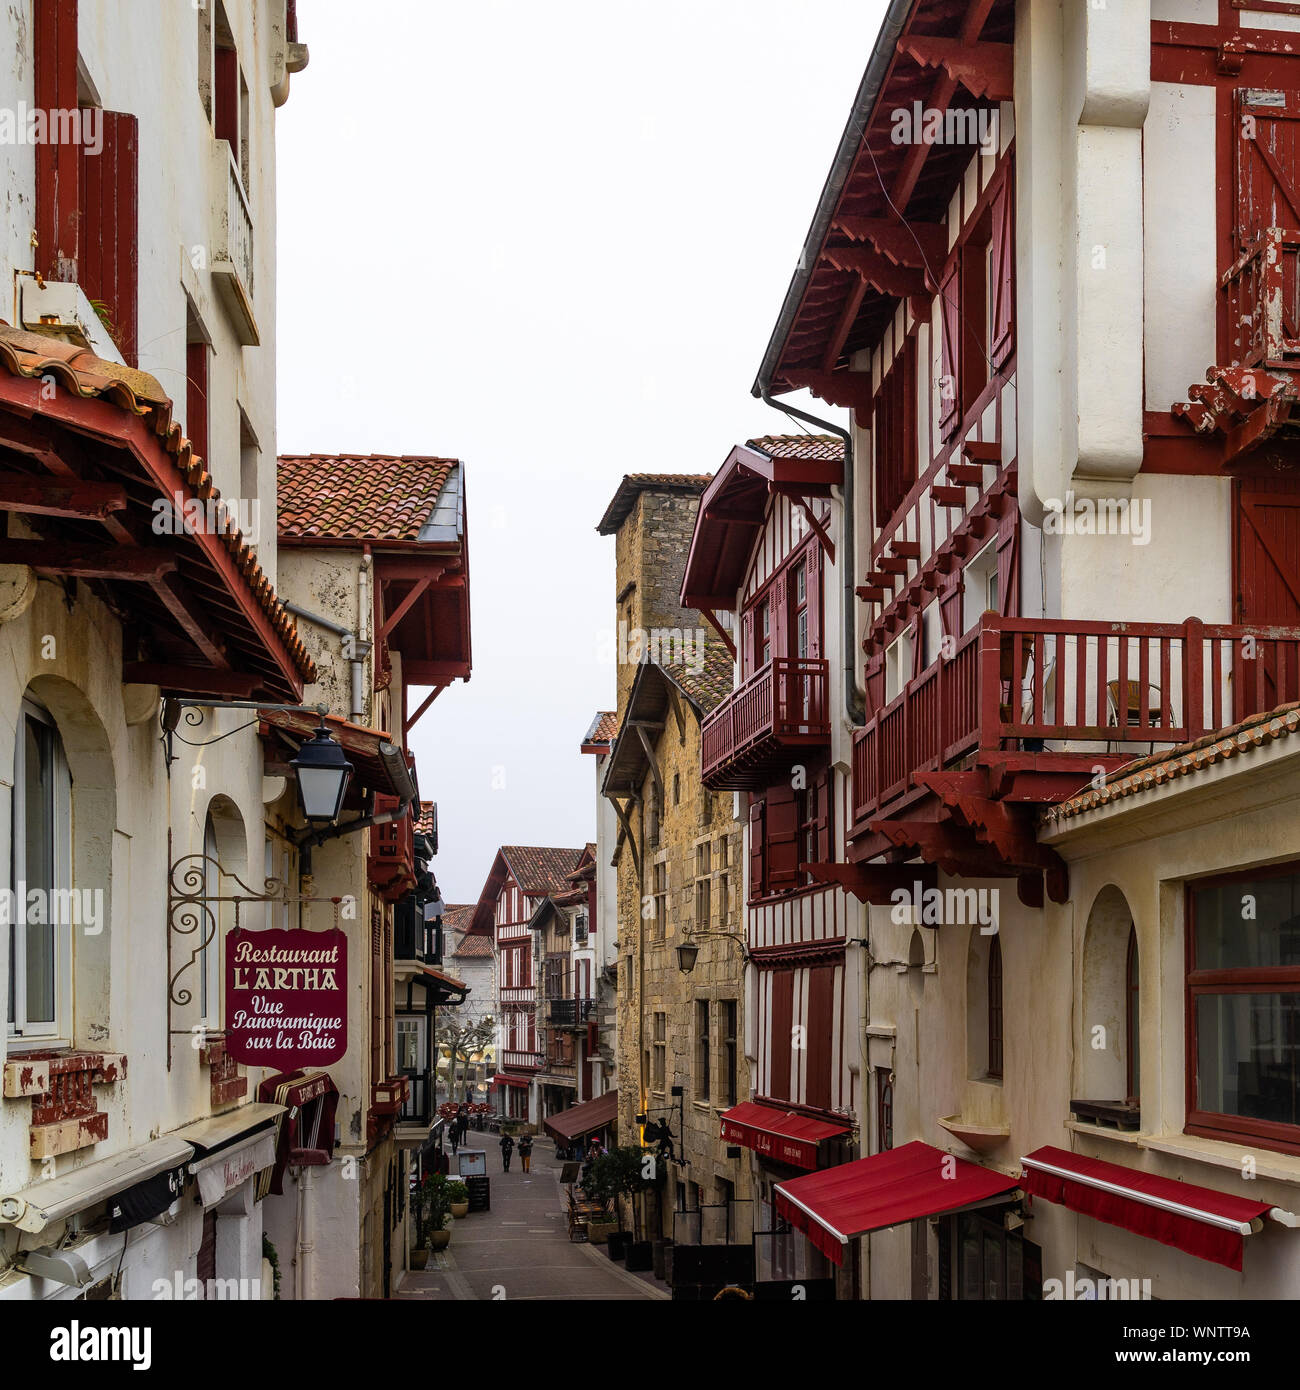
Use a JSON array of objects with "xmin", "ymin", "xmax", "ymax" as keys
[
  {"xmin": 404, "ymin": 683, "xmax": 446, "ymax": 737},
  {"xmin": 823, "ymin": 246, "xmax": 927, "ymax": 300},
  {"xmin": 380, "ymin": 575, "xmax": 431, "ymax": 640},
  {"xmin": 633, "ymin": 723, "xmax": 663, "ymax": 794},
  {"xmin": 0, "ymin": 477, "xmax": 127, "ymax": 519},
  {"xmin": 834, "ymin": 216, "xmax": 947, "ymax": 273},
  {"xmin": 122, "ymin": 663, "xmax": 261, "ymax": 698},
  {"xmin": 698, "ymin": 606, "xmax": 737, "ymax": 662},
  {"xmin": 608, "ymin": 795, "xmax": 641, "ymax": 879},
  {"xmin": 0, "ymin": 539, "xmax": 176, "ymax": 579},
  {"xmin": 896, "ymin": 37, "xmax": 1014, "ymax": 102}
]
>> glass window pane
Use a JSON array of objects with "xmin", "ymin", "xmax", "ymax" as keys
[
  {"xmin": 1194, "ymin": 873, "xmax": 1300, "ymax": 969},
  {"xmin": 959, "ymin": 1215, "xmax": 982, "ymax": 1301},
  {"xmin": 983, "ymin": 1231, "xmax": 1004, "ymax": 1300},
  {"xmin": 23, "ymin": 715, "xmax": 55, "ymax": 1025},
  {"xmin": 1196, "ymin": 992, "xmax": 1300, "ymax": 1125}
]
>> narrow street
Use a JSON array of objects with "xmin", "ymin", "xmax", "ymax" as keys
[{"xmin": 396, "ymin": 1143, "xmax": 666, "ymax": 1301}]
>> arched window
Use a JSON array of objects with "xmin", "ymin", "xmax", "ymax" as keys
[
  {"xmin": 8, "ymin": 699, "xmax": 71, "ymax": 1040},
  {"xmin": 1126, "ymin": 926, "xmax": 1140, "ymax": 1102},
  {"xmin": 987, "ymin": 934, "xmax": 1003, "ymax": 1080}
]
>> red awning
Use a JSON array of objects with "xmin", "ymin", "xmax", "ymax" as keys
[
  {"xmin": 1020, "ymin": 1146, "xmax": 1284, "ymax": 1272},
  {"xmin": 775, "ymin": 1141, "xmax": 1021, "ymax": 1265},
  {"xmin": 490, "ymin": 1074, "xmax": 531, "ymax": 1090},
  {"xmin": 543, "ymin": 1090, "xmax": 619, "ymax": 1143},
  {"xmin": 719, "ymin": 1101, "xmax": 850, "ymax": 1171}
]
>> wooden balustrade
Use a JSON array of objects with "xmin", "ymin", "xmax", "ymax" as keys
[
  {"xmin": 701, "ymin": 657, "xmax": 830, "ymax": 788},
  {"xmin": 851, "ymin": 614, "xmax": 1300, "ymax": 829},
  {"xmin": 1223, "ymin": 227, "xmax": 1300, "ymax": 369}
]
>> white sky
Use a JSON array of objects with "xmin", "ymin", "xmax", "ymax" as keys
[{"xmin": 277, "ymin": 0, "xmax": 887, "ymax": 902}]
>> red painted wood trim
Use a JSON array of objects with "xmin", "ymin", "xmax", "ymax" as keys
[
  {"xmin": 34, "ymin": 0, "xmax": 80, "ymax": 282},
  {"xmin": 750, "ymin": 938, "xmax": 847, "ymax": 965}
]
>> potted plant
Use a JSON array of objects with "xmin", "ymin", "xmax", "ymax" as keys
[
  {"xmin": 411, "ymin": 1171, "xmax": 454, "ymax": 1260},
  {"xmin": 623, "ymin": 1145, "xmax": 664, "ymax": 1272},
  {"xmin": 447, "ymin": 1179, "xmax": 470, "ymax": 1220},
  {"xmin": 584, "ymin": 1151, "xmax": 629, "ymax": 1259}
]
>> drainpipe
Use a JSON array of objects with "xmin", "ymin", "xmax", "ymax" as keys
[
  {"xmin": 282, "ymin": 599, "xmax": 372, "ymax": 724},
  {"xmin": 758, "ymin": 383, "xmax": 865, "ymax": 727}
]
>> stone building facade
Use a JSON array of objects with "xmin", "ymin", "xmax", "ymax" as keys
[{"xmin": 598, "ymin": 476, "xmax": 753, "ymax": 1240}]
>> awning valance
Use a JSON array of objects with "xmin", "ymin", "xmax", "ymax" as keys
[
  {"xmin": 0, "ymin": 1135, "xmax": 194, "ymax": 1235},
  {"xmin": 543, "ymin": 1090, "xmax": 618, "ymax": 1143},
  {"xmin": 719, "ymin": 1101, "xmax": 851, "ymax": 1171},
  {"xmin": 776, "ymin": 1140, "xmax": 1020, "ymax": 1265},
  {"xmin": 490, "ymin": 1074, "xmax": 531, "ymax": 1090},
  {"xmin": 1020, "ymin": 1146, "xmax": 1289, "ymax": 1272},
  {"xmin": 190, "ymin": 1130, "xmax": 278, "ymax": 1208}
]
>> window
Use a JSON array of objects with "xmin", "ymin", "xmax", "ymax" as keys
[
  {"xmin": 793, "ymin": 561, "xmax": 809, "ymax": 658},
  {"xmin": 695, "ymin": 842, "xmax": 711, "ymax": 928},
  {"xmin": 396, "ymin": 1016, "xmax": 424, "ymax": 1073},
  {"xmin": 987, "ymin": 934, "xmax": 1004, "ymax": 1080},
  {"xmin": 1126, "ymin": 926, "xmax": 1140, "ymax": 1103},
  {"xmin": 963, "ymin": 540, "xmax": 1000, "ymax": 632},
  {"xmin": 758, "ymin": 598, "xmax": 771, "ymax": 670},
  {"xmin": 647, "ymin": 782, "xmax": 662, "ymax": 849},
  {"xmin": 651, "ymin": 860, "xmax": 668, "ymax": 942},
  {"xmin": 877, "ymin": 1068, "xmax": 894, "ymax": 1152},
  {"xmin": 794, "ymin": 788, "xmax": 817, "ymax": 887},
  {"xmin": 695, "ymin": 999, "xmax": 711, "ymax": 1102},
  {"xmin": 885, "ymin": 630, "xmax": 912, "ymax": 704},
  {"xmin": 8, "ymin": 700, "xmax": 71, "ymax": 1041},
  {"xmin": 1187, "ymin": 866, "xmax": 1300, "ymax": 1151},
  {"xmin": 722, "ymin": 1000, "xmax": 738, "ymax": 1107},
  {"xmin": 652, "ymin": 1012, "xmax": 667, "ymax": 1092},
  {"xmin": 874, "ymin": 337, "xmax": 918, "ymax": 523},
  {"xmin": 951, "ymin": 1211, "xmax": 1041, "ymax": 1301},
  {"xmin": 673, "ymin": 772, "xmax": 680, "ymax": 806}
]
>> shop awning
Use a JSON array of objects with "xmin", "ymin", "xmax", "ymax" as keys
[
  {"xmin": 719, "ymin": 1101, "xmax": 851, "ymax": 1171},
  {"xmin": 256, "ymin": 1071, "xmax": 340, "ymax": 1197},
  {"xmin": 0, "ymin": 1136, "xmax": 194, "ymax": 1235},
  {"xmin": 172, "ymin": 1101, "xmax": 285, "ymax": 1155},
  {"xmin": 775, "ymin": 1141, "xmax": 1021, "ymax": 1265},
  {"xmin": 1021, "ymin": 1146, "xmax": 1291, "ymax": 1272},
  {"xmin": 543, "ymin": 1090, "xmax": 619, "ymax": 1143},
  {"xmin": 190, "ymin": 1130, "xmax": 278, "ymax": 1208},
  {"xmin": 490, "ymin": 1074, "xmax": 531, "ymax": 1089}
]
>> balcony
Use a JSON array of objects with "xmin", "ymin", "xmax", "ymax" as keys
[
  {"xmin": 851, "ymin": 613, "xmax": 1300, "ymax": 837},
  {"xmin": 397, "ymin": 1069, "xmax": 434, "ymax": 1132},
  {"xmin": 210, "ymin": 139, "xmax": 258, "ymax": 345},
  {"xmin": 548, "ymin": 997, "xmax": 595, "ymax": 1027},
  {"xmin": 369, "ymin": 795, "xmax": 415, "ymax": 902},
  {"xmin": 1223, "ymin": 227, "xmax": 1300, "ymax": 371},
  {"xmin": 701, "ymin": 657, "xmax": 831, "ymax": 790},
  {"xmin": 500, "ymin": 1049, "xmax": 542, "ymax": 1072}
]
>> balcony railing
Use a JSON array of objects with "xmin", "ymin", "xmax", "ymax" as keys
[
  {"xmin": 1223, "ymin": 227, "xmax": 1300, "ymax": 370},
  {"xmin": 852, "ymin": 614, "xmax": 1300, "ymax": 830},
  {"xmin": 548, "ymin": 997, "xmax": 595, "ymax": 1026},
  {"xmin": 500, "ymin": 1049, "xmax": 542, "ymax": 1071},
  {"xmin": 701, "ymin": 657, "xmax": 830, "ymax": 790},
  {"xmin": 399, "ymin": 1070, "xmax": 432, "ymax": 1127},
  {"xmin": 210, "ymin": 139, "xmax": 258, "ymax": 345}
]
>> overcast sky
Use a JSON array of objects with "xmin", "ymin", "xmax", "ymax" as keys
[{"xmin": 276, "ymin": 0, "xmax": 886, "ymax": 903}]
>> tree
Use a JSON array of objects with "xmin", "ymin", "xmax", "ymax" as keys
[{"xmin": 436, "ymin": 1011, "xmax": 495, "ymax": 1101}]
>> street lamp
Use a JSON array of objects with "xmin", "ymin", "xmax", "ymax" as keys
[
  {"xmin": 290, "ymin": 723, "xmax": 353, "ymax": 822},
  {"xmin": 676, "ymin": 931, "xmax": 749, "ymax": 975}
]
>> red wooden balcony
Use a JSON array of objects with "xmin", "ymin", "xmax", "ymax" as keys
[
  {"xmin": 500, "ymin": 1049, "xmax": 542, "ymax": 1072},
  {"xmin": 368, "ymin": 794, "xmax": 415, "ymax": 901},
  {"xmin": 1223, "ymin": 227, "xmax": 1300, "ymax": 371},
  {"xmin": 701, "ymin": 657, "xmax": 831, "ymax": 790},
  {"xmin": 851, "ymin": 614, "xmax": 1300, "ymax": 835}
]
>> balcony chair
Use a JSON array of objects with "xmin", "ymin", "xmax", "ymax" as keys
[{"xmin": 1105, "ymin": 679, "xmax": 1170, "ymax": 756}]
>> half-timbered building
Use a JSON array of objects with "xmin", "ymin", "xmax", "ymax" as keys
[{"xmin": 737, "ymin": 0, "xmax": 1300, "ymax": 1300}]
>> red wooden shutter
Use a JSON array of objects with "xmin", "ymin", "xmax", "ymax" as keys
[
  {"xmin": 741, "ymin": 609, "xmax": 755, "ymax": 679},
  {"xmin": 765, "ymin": 784, "xmax": 799, "ymax": 892},
  {"xmin": 813, "ymin": 769, "xmax": 833, "ymax": 863},
  {"xmin": 865, "ymin": 654, "xmax": 885, "ymax": 715},
  {"xmin": 769, "ymin": 969, "xmax": 795, "ymax": 1101},
  {"xmin": 34, "ymin": 0, "xmax": 80, "ymax": 282},
  {"xmin": 806, "ymin": 543, "xmax": 823, "ymax": 659},
  {"xmin": 938, "ymin": 261, "xmax": 962, "ymax": 441},
  {"xmin": 996, "ymin": 513, "xmax": 1020, "ymax": 618},
  {"xmin": 1234, "ymin": 89, "xmax": 1300, "ymax": 247},
  {"xmin": 215, "ymin": 45, "xmax": 239, "ymax": 148},
  {"xmin": 805, "ymin": 966, "xmax": 835, "ymax": 1110},
  {"xmin": 186, "ymin": 341, "xmax": 209, "ymax": 462},
  {"xmin": 80, "ymin": 112, "xmax": 139, "ymax": 366},
  {"xmin": 939, "ymin": 575, "xmax": 963, "ymax": 639},
  {"xmin": 989, "ymin": 168, "xmax": 1015, "ymax": 370},
  {"xmin": 748, "ymin": 798, "xmax": 766, "ymax": 899},
  {"xmin": 770, "ymin": 574, "xmax": 788, "ymax": 660}
]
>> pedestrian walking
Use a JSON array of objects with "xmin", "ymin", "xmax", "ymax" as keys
[
  {"xmin": 518, "ymin": 1134, "xmax": 533, "ymax": 1174},
  {"xmin": 499, "ymin": 1132, "xmax": 514, "ymax": 1172},
  {"xmin": 449, "ymin": 1121, "xmax": 460, "ymax": 1156}
]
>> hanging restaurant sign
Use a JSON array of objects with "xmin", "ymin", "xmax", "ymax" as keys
[{"xmin": 224, "ymin": 928, "xmax": 348, "ymax": 1071}]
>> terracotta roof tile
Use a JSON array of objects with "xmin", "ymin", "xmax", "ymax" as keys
[
  {"xmin": 414, "ymin": 801, "xmax": 437, "ymax": 836},
  {"xmin": 663, "ymin": 640, "xmax": 736, "ymax": 715},
  {"xmin": 0, "ymin": 325, "xmax": 314, "ymax": 684},
  {"xmin": 746, "ymin": 434, "xmax": 845, "ymax": 462},
  {"xmin": 452, "ymin": 931, "xmax": 494, "ymax": 959},
  {"xmin": 596, "ymin": 473, "xmax": 711, "ymax": 536},
  {"xmin": 278, "ymin": 454, "xmax": 458, "ymax": 543},
  {"xmin": 1046, "ymin": 700, "xmax": 1300, "ymax": 823},
  {"xmin": 582, "ymin": 710, "xmax": 618, "ymax": 746},
  {"xmin": 500, "ymin": 845, "xmax": 586, "ymax": 896}
]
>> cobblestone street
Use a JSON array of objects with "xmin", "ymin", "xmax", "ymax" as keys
[{"xmin": 395, "ymin": 1142, "xmax": 666, "ymax": 1301}]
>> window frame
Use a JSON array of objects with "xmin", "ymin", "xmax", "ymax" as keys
[
  {"xmin": 1185, "ymin": 862, "xmax": 1300, "ymax": 1154},
  {"xmin": 987, "ymin": 933, "xmax": 1004, "ymax": 1081},
  {"xmin": 651, "ymin": 1011, "xmax": 667, "ymax": 1094},
  {"xmin": 8, "ymin": 698, "xmax": 73, "ymax": 1045},
  {"xmin": 695, "ymin": 998, "xmax": 711, "ymax": 1103},
  {"xmin": 721, "ymin": 999, "xmax": 738, "ymax": 1107}
]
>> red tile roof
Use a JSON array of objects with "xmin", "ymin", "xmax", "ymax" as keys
[
  {"xmin": 278, "ymin": 454, "xmax": 458, "ymax": 543},
  {"xmin": 443, "ymin": 904, "xmax": 476, "ymax": 932},
  {"xmin": 746, "ymin": 434, "xmax": 845, "ymax": 462},
  {"xmin": 452, "ymin": 932, "xmax": 494, "ymax": 959},
  {"xmin": 596, "ymin": 474, "xmax": 711, "ymax": 536},
  {"xmin": 0, "ymin": 325, "xmax": 314, "ymax": 688},
  {"xmin": 581, "ymin": 711, "xmax": 618, "ymax": 749},
  {"xmin": 414, "ymin": 801, "xmax": 436, "ymax": 836},
  {"xmin": 500, "ymin": 845, "xmax": 587, "ymax": 896}
]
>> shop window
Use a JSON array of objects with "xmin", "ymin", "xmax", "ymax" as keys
[
  {"xmin": 1187, "ymin": 865, "xmax": 1300, "ymax": 1152},
  {"xmin": 950, "ymin": 1210, "xmax": 1041, "ymax": 1301},
  {"xmin": 7, "ymin": 699, "xmax": 71, "ymax": 1041}
]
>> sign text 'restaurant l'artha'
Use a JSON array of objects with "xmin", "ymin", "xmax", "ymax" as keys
[{"xmin": 224, "ymin": 928, "xmax": 348, "ymax": 1071}]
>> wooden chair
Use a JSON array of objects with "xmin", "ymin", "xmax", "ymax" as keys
[{"xmin": 1106, "ymin": 679, "xmax": 1169, "ymax": 755}]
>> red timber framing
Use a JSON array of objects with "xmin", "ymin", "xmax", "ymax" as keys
[
  {"xmin": 0, "ymin": 330, "xmax": 310, "ymax": 700},
  {"xmin": 1155, "ymin": 11, "xmax": 1300, "ymax": 471}
]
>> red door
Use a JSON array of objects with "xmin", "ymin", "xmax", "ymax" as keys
[{"xmin": 1234, "ymin": 477, "xmax": 1300, "ymax": 716}]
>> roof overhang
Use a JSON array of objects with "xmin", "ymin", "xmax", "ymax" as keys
[
  {"xmin": 680, "ymin": 442, "xmax": 842, "ymax": 609},
  {"xmin": 0, "ymin": 328, "xmax": 313, "ymax": 700},
  {"xmin": 601, "ymin": 661, "xmax": 703, "ymax": 799},
  {"xmin": 258, "ymin": 707, "xmax": 416, "ymax": 808}
]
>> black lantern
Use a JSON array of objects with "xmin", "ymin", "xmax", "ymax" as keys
[
  {"xmin": 290, "ymin": 724, "xmax": 353, "ymax": 823},
  {"xmin": 675, "ymin": 941, "xmax": 700, "ymax": 975}
]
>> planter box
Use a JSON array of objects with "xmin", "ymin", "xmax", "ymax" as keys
[
  {"xmin": 606, "ymin": 1231, "xmax": 629, "ymax": 1261},
  {"xmin": 587, "ymin": 1220, "xmax": 617, "ymax": 1245},
  {"xmin": 625, "ymin": 1240, "xmax": 654, "ymax": 1272},
  {"xmin": 410, "ymin": 1248, "xmax": 430, "ymax": 1270}
]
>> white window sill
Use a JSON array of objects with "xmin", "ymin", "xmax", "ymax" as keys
[
  {"xmin": 1065, "ymin": 1119, "xmax": 1146, "ymax": 1146},
  {"xmin": 1140, "ymin": 1132, "xmax": 1300, "ymax": 1187}
]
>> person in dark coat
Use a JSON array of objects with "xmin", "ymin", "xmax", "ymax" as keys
[
  {"xmin": 518, "ymin": 1134, "xmax": 534, "ymax": 1174},
  {"xmin": 499, "ymin": 1133, "xmax": 515, "ymax": 1172}
]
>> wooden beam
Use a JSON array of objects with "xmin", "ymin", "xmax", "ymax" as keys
[
  {"xmin": 607, "ymin": 795, "xmax": 641, "ymax": 880},
  {"xmin": 823, "ymin": 246, "xmax": 927, "ymax": 300},
  {"xmin": 782, "ymin": 371, "xmax": 873, "ymax": 414},
  {"xmin": 963, "ymin": 440, "xmax": 1002, "ymax": 465},
  {"xmin": 404, "ymin": 683, "xmax": 446, "ymax": 737},
  {"xmin": 123, "ymin": 663, "xmax": 262, "ymax": 698},
  {"xmin": 0, "ymin": 539, "xmax": 176, "ymax": 579},
  {"xmin": 403, "ymin": 659, "xmax": 473, "ymax": 684},
  {"xmin": 897, "ymin": 37, "xmax": 1014, "ymax": 101},
  {"xmin": 0, "ymin": 477, "xmax": 128, "ymax": 519},
  {"xmin": 796, "ymin": 501, "xmax": 836, "ymax": 562},
  {"xmin": 663, "ymin": 684, "xmax": 687, "ymax": 745},
  {"xmin": 822, "ymin": 275, "xmax": 868, "ymax": 374},
  {"xmin": 698, "ymin": 607, "xmax": 737, "ymax": 662},
  {"xmin": 379, "ymin": 576, "xmax": 431, "ymax": 640},
  {"xmin": 634, "ymin": 723, "xmax": 662, "ymax": 794},
  {"xmin": 834, "ymin": 217, "xmax": 947, "ymax": 273}
]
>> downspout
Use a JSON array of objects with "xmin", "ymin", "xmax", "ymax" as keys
[{"xmin": 282, "ymin": 598, "xmax": 372, "ymax": 725}]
